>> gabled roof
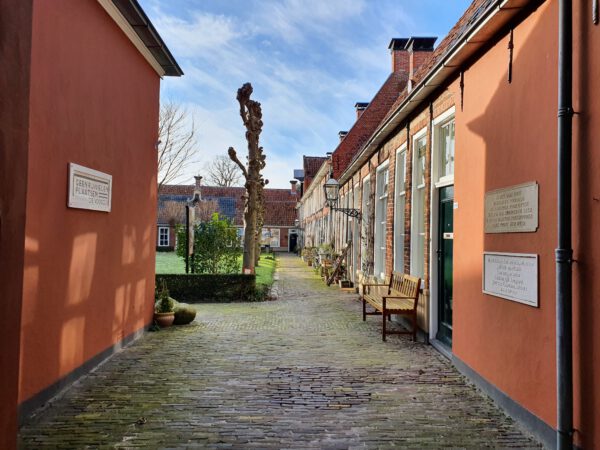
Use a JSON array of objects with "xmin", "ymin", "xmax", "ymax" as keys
[
  {"xmin": 331, "ymin": 70, "xmax": 408, "ymax": 178},
  {"xmin": 100, "ymin": 0, "xmax": 183, "ymax": 76},
  {"xmin": 339, "ymin": 0, "xmax": 536, "ymax": 183},
  {"xmin": 158, "ymin": 185, "xmax": 298, "ymax": 227}
]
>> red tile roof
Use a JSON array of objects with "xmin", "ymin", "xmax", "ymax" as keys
[
  {"xmin": 331, "ymin": 70, "xmax": 408, "ymax": 178},
  {"xmin": 380, "ymin": 0, "xmax": 490, "ymax": 126},
  {"xmin": 158, "ymin": 185, "xmax": 298, "ymax": 227},
  {"xmin": 303, "ymin": 156, "xmax": 328, "ymax": 191}
]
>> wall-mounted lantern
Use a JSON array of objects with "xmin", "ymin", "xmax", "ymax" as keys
[{"xmin": 323, "ymin": 176, "xmax": 361, "ymax": 219}]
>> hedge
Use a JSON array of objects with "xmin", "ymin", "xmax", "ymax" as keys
[{"xmin": 156, "ymin": 273, "xmax": 266, "ymax": 303}]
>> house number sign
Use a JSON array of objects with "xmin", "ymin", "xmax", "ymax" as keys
[
  {"xmin": 484, "ymin": 182, "xmax": 538, "ymax": 233},
  {"xmin": 68, "ymin": 163, "xmax": 112, "ymax": 212}
]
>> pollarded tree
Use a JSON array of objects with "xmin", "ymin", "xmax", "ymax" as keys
[{"xmin": 228, "ymin": 83, "xmax": 266, "ymax": 274}]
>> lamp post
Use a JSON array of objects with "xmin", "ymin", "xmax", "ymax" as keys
[{"xmin": 323, "ymin": 177, "xmax": 362, "ymax": 219}]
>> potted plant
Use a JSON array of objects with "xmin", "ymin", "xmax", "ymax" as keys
[{"xmin": 154, "ymin": 282, "xmax": 175, "ymax": 328}]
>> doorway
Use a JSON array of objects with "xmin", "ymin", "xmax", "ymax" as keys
[
  {"xmin": 289, "ymin": 233, "xmax": 298, "ymax": 253},
  {"xmin": 436, "ymin": 185, "xmax": 453, "ymax": 346}
]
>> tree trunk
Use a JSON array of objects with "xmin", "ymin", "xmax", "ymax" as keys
[{"xmin": 228, "ymin": 83, "xmax": 266, "ymax": 274}]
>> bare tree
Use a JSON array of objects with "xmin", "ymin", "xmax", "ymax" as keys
[
  {"xmin": 157, "ymin": 101, "xmax": 198, "ymax": 190},
  {"xmin": 228, "ymin": 83, "xmax": 266, "ymax": 274},
  {"xmin": 205, "ymin": 155, "xmax": 242, "ymax": 187}
]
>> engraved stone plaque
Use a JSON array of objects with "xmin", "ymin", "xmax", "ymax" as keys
[
  {"xmin": 483, "ymin": 252, "xmax": 538, "ymax": 307},
  {"xmin": 68, "ymin": 163, "xmax": 112, "ymax": 212},
  {"xmin": 484, "ymin": 182, "xmax": 538, "ymax": 233}
]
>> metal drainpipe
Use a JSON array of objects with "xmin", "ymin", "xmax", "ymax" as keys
[{"xmin": 556, "ymin": 0, "xmax": 573, "ymax": 448}]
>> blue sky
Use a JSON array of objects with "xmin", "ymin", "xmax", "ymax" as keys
[{"xmin": 140, "ymin": 0, "xmax": 472, "ymax": 188}]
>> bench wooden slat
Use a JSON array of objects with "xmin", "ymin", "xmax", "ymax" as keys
[{"xmin": 361, "ymin": 272, "xmax": 421, "ymax": 342}]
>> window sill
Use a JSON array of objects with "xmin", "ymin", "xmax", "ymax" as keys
[{"xmin": 435, "ymin": 177, "xmax": 454, "ymax": 188}]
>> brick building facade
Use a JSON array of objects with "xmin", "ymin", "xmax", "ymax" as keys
[
  {"xmin": 158, "ymin": 177, "xmax": 299, "ymax": 252},
  {"xmin": 296, "ymin": 1, "xmax": 600, "ymax": 448}
]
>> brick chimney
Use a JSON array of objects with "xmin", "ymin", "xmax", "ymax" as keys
[
  {"xmin": 338, "ymin": 131, "xmax": 348, "ymax": 141},
  {"xmin": 290, "ymin": 180, "xmax": 298, "ymax": 196},
  {"xmin": 406, "ymin": 37, "xmax": 436, "ymax": 91},
  {"xmin": 355, "ymin": 102, "xmax": 369, "ymax": 119},
  {"xmin": 388, "ymin": 38, "xmax": 409, "ymax": 73}
]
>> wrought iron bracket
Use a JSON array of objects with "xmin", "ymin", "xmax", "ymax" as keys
[{"xmin": 331, "ymin": 207, "xmax": 362, "ymax": 220}]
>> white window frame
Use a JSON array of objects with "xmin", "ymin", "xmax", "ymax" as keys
[
  {"xmin": 158, "ymin": 226, "xmax": 170, "ymax": 247},
  {"xmin": 360, "ymin": 175, "xmax": 371, "ymax": 273},
  {"xmin": 432, "ymin": 107, "xmax": 456, "ymax": 188},
  {"xmin": 374, "ymin": 161, "xmax": 389, "ymax": 280},
  {"xmin": 410, "ymin": 128, "xmax": 427, "ymax": 280},
  {"xmin": 394, "ymin": 144, "xmax": 407, "ymax": 272}
]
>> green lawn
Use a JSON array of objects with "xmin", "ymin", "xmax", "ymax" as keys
[{"xmin": 155, "ymin": 251, "xmax": 277, "ymax": 287}]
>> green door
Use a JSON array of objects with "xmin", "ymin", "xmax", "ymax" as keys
[{"xmin": 436, "ymin": 186, "xmax": 453, "ymax": 346}]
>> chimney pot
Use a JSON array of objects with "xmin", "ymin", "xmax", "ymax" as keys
[
  {"xmin": 355, "ymin": 102, "xmax": 369, "ymax": 119},
  {"xmin": 388, "ymin": 38, "xmax": 409, "ymax": 73},
  {"xmin": 405, "ymin": 36, "xmax": 436, "ymax": 91},
  {"xmin": 338, "ymin": 131, "xmax": 348, "ymax": 141}
]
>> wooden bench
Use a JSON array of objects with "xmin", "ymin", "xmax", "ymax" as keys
[{"xmin": 362, "ymin": 272, "xmax": 421, "ymax": 341}]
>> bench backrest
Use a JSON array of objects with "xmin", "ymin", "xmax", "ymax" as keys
[{"xmin": 389, "ymin": 272, "xmax": 421, "ymax": 308}]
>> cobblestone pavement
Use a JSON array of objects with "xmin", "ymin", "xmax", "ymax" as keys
[{"xmin": 19, "ymin": 253, "xmax": 542, "ymax": 449}]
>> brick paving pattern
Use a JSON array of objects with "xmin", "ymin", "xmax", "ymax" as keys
[{"xmin": 19, "ymin": 254, "xmax": 542, "ymax": 449}]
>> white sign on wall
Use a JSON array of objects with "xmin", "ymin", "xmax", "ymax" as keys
[
  {"xmin": 68, "ymin": 163, "xmax": 112, "ymax": 212},
  {"xmin": 484, "ymin": 182, "xmax": 538, "ymax": 233},
  {"xmin": 483, "ymin": 252, "xmax": 538, "ymax": 307}
]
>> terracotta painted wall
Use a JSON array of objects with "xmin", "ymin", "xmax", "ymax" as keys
[
  {"xmin": 0, "ymin": 1, "xmax": 33, "ymax": 447},
  {"xmin": 454, "ymin": 1, "xmax": 599, "ymax": 447},
  {"xmin": 19, "ymin": 0, "xmax": 159, "ymax": 406}
]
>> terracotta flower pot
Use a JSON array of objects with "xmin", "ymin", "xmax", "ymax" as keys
[{"xmin": 154, "ymin": 312, "xmax": 175, "ymax": 328}]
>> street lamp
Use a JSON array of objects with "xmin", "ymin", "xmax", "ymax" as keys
[{"xmin": 323, "ymin": 176, "xmax": 361, "ymax": 219}]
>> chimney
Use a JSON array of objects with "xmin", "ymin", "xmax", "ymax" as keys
[
  {"xmin": 406, "ymin": 37, "xmax": 436, "ymax": 91},
  {"xmin": 290, "ymin": 180, "xmax": 298, "ymax": 195},
  {"xmin": 388, "ymin": 38, "xmax": 409, "ymax": 73},
  {"xmin": 194, "ymin": 175, "xmax": 202, "ymax": 189},
  {"xmin": 338, "ymin": 131, "xmax": 348, "ymax": 141},
  {"xmin": 355, "ymin": 102, "xmax": 369, "ymax": 119}
]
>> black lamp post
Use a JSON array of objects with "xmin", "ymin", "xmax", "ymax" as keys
[{"xmin": 323, "ymin": 176, "xmax": 361, "ymax": 219}]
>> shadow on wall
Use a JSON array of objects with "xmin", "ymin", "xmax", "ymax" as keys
[
  {"xmin": 18, "ymin": 168, "xmax": 156, "ymax": 418},
  {"xmin": 457, "ymin": 1, "xmax": 597, "ymax": 447}
]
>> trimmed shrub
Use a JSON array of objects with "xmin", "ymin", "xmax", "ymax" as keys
[
  {"xmin": 173, "ymin": 303, "xmax": 197, "ymax": 325},
  {"xmin": 155, "ymin": 273, "xmax": 266, "ymax": 303}
]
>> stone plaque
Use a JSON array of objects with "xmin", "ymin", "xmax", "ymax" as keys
[
  {"xmin": 484, "ymin": 182, "xmax": 538, "ymax": 233},
  {"xmin": 483, "ymin": 252, "xmax": 538, "ymax": 307},
  {"xmin": 68, "ymin": 163, "xmax": 112, "ymax": 212}
]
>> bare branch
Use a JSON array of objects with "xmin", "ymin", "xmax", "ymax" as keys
[
  {"xmin": 157, "ymin": 101, "xmax": 199, "ymax": 190},
  {"xmin": 205, "ymin": 154, "xmax": 243, "ymax": 187}
]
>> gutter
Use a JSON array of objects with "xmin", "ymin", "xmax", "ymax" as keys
[{"xmin": 339, "ymin": 0, "xmax": 533, "ymax": 185}]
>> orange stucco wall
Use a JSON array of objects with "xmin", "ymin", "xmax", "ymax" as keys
[
  {"xmin": 19, "ymin": 0, "xmax": 159, "ymax": 405},
  {"xmin": 454, "ymin": 1, "xmax": 599, "ymax": 447},
  {"xmin": 0, "ymin": 1, "xmax": 33, "ymax": 447}
]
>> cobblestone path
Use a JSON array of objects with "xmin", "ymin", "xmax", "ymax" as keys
[{"xmin": 19, "ymin": 253, "xmax": 541, "ymax": 449}]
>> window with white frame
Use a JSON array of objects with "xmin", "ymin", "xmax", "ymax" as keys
[
  {"xmin": 438, "ymin": 118, "xmax": 455, "ymax": 182},
  {"xmin": 361, "ymin": 177, "xmax": 371, "ymax": 272},
  {"xmin": 411, "ymin": 134, "xmax": 427, "ymax": 279},
  {"xmin": 394, "ymin": 147, "xmax": 406, "ymax": 272},
  {"xmin": 374, "ymin": 164, "xmax": 389, "ymax": 279},
  {"xmin": 158, "ymin": 226, "xmax": 169, "ymax": 247}
]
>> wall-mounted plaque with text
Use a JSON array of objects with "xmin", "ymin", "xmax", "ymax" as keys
[
  {"xmin": 68, "ymin": 163, "xmax": 112, "ymax": 212},
  {"xmin": 483, "ymin": 252, "xmax": 538, "ymax": 307},
  {"xmin": 484, "ymin": 182, "xmax": 538, "ymax": 233}
]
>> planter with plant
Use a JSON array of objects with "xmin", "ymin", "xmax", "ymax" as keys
[{"xmin": 154, "ymin": 282, "xmax": 175, "ymax": 327}]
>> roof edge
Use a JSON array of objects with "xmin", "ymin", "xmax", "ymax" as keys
[
  {"xmin": 339, "ymin": 0, "xmax": 534, "ymax": 184},
  {"xmin": 98, "ymin": 0, "xmax": 183, "ymax": 77}
]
